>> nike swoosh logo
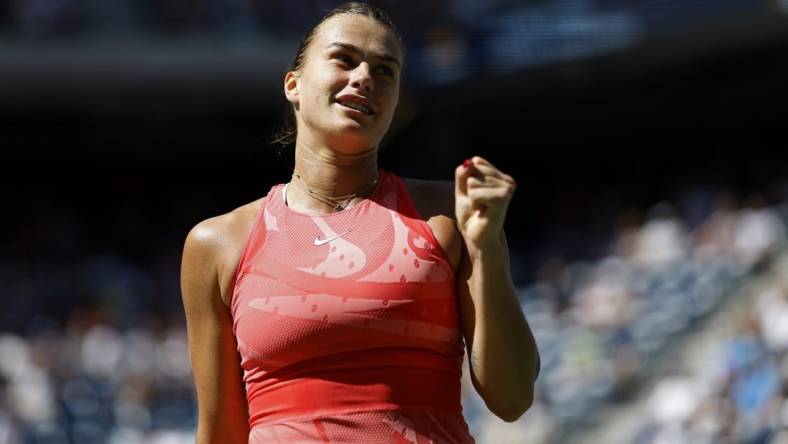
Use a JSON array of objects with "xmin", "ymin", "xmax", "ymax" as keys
[{"xmin": 314, "ymin": 230, "xmax": 351, "ymax": 246}]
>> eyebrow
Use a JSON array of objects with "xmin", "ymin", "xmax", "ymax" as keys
[{"xmin": 326, "ymin": 42, "xmax": 401, "ymax": 68}]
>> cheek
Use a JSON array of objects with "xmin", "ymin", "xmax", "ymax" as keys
[
  {"xmin": 310, "ymin": 73, "xmax": 345, "ymax": 105},
  {"xmin": 390, "ymin": 84, "xmax": 401, "ymax": 105},
  {"xmin": 381, "ymin": 84, "xmax": 400, "ymax": 111}
]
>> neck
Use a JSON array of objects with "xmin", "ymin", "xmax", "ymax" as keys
[{"xmin": 287, "ymin": 137, "xmax": 380, "ymax": 213}]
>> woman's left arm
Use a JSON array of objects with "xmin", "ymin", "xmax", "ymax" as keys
[{"xmin": 454, "ymin": 156, "xmax": 540, "ymax": 423}]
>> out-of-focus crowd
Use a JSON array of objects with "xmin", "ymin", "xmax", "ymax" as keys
[
  {"xmin": 0, "ymin": 319, "xmax": 193, "ymax": 444},
  {"xmin": 1, "ymin": 188, "xmax": 786, "ymax": 444},
  {"xmin": 0, "ymin": 0, "xmax": 456, "ymax": 39},
  {"xmin": 632, "ymin": 255, "xmax": 788, "ymax": 444},
  {"xmin": 466, "ymin": 192, "xmax": 788, "ymax": 443},
  {"xmin": 0, "ymin": 0, "xmax": 652, "ymax": 87},
  {"xmin": 0, "ymin": 261, "xmax": 194, "ymax": 443}
]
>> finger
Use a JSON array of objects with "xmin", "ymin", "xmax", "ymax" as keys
[
  {"xmin": 467, "ymin": 175, "xmax": 516, "ymax": 190},
  {"xmin": 468, "ymin": 186, "xmax": 515, "ymax": 208},
  {"xmin": 470, "ymin": 155, "xmax": 498, "ymax": 171},
  {"xmin": 473, "ymin": 156, "xmax": 516, "ymax": 184},
  {"xmin": 455, "ymin": 158, "xmax": 475, "ymax": 196},
  {"xmin": 473, "ymin": 166, "xmax": 515, "ymax": 186}
]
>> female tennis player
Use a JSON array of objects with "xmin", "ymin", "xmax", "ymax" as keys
[{"xmin": 180, "ymin": 3, "xmax": 539, "ymax": 442}]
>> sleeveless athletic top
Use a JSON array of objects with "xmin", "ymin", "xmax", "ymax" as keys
[{"xmin": 231, "ymin": 168, "xmax": 475, "ymax": 443}]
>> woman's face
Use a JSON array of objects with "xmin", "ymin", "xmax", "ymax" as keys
[{"xmin": 285, "ymin": 14, "xmax": 403, "ymax": 152}]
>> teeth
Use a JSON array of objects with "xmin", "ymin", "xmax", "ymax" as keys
[{"xmin": 340, "ymin": 101, "xmax": 371, "ymax": 114}]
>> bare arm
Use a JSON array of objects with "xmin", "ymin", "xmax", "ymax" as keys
[
  {"xmin": 453, "ymin": 157, "xmax": 540, "ymax": 422},
  {"xmin": 456, "ymin": 230, "xmax": 540, "ymax": 422},
  {"xmin": 181, "ymin": 220, "xmax": 250, "ymax": 443}
]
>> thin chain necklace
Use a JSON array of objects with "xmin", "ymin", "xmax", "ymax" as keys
[{"xmin": 290, "ymin": 171, "xmax": 379, "ymax": 212}]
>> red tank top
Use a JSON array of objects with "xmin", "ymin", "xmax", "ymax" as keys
[{"xmin": 231, "ymin": 169, "xmax": 475, "ymax": 443}]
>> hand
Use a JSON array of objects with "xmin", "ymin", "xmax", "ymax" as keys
[{"xmin": 454, "ymin": 156, "xmax": 517, "ymax": 257}]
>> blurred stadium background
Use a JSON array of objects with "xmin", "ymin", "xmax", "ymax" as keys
[{"xmin": 2, "ymin": 1, "xmax": 788, "ymax": 443}]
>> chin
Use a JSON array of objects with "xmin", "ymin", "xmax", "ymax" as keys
[
  {"xmin": 331, "ymin": 124, "xmax": 382, "ymax": 154},
  {"xmin": 328, "ymin": 127, "xmax": 382, "ymax": 153}
]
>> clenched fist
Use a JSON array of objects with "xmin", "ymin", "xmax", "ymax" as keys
[{"xmin": 454, "ymin": 156, "xmax": 516, "ymax": 258}]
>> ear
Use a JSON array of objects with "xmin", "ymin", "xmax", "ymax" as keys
[{"xmin": 284, "ymin": 71, "xmax": 300, "ymax": 106}]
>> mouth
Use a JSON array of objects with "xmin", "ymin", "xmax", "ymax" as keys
[{"xmin": 335, "ymin": 96, "xmax": 374, "ymax": 115}]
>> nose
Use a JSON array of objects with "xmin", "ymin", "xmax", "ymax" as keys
[{"xmin": 350, "ymin": 62, "xmax": 373, "ymax": 92}]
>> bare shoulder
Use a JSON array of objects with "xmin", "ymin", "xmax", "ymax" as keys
[
  {"xmin": 183, "ymin": 197, "xmax": 267, "ymax": 307},
  {"xmin": 401, "ymin": 177, "xmax": 463, "ymax": 272},
  {"xmin": 185, "ymin": 198, "xmax": 265, "ymax": 254}
]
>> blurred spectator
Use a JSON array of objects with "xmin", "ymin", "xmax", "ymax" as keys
[
  {"xmin": 464, "ymin": 189, "xmax": 788, "ymax": 443},
  {"xmin": 633, "ymin": 252, "xmax": 788, "ymax": 444}
]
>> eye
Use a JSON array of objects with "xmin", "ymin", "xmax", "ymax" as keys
[
  {"xmin": 335, "ymin": 54, "xmax": 355, "ymax": 66},
  {"xmin": 375, "ymin": 65, "xmax": 395, "ymax": 77}
]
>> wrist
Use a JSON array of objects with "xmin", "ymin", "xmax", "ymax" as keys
[{"xmin": 467, "ymin": 231, "xmax": 507, "ymax": 264}]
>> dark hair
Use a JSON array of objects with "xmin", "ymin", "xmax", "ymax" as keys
[{"xmin": 270, "ymin": 2, "xmax": 404, "ymax": 149}]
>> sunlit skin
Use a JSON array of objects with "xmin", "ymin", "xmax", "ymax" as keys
[
  {"xmin": 180, "ymin": 12, "xmax": 539, "ymax": 444},
  {"xmin": 283, "ymin": 14, "xmax": 402, "ymax": 215}
]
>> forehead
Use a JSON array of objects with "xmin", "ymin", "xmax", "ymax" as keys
[{"xmin": 311, "ymin": 14, "xmax": 402, "ymax": 60}]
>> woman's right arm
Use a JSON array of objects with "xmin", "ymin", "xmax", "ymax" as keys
[{"xmin": 181, "ymin": 219, "xmax": 250, "ymax": 444}]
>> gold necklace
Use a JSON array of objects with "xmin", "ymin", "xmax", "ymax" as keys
[{"xmin": 291, "ymin": 172, "xmax": 379, "ymax": 212}]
